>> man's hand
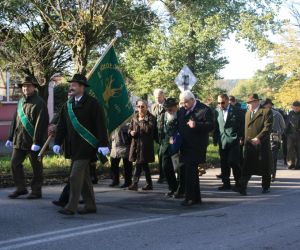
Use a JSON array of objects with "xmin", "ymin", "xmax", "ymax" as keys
[
  {"xmin": 251, "ymin": 138, "xmax": 261, "ymax": 146},
  {"xmin": 130, "ymin": 131, "xmax": 136, "ymax": 137},
  {"xmin": 187, "ymin": 119, "xmax": 196, "ymax": 128},
  {"xmin": 31, "ymin": 144, "xmax": 41, "ymax": 152},
  {"xmin": 98, "ymin": 147, "xmax": 110, "ymax": 156},
  {"xmin": 240, "ymin": 139, "xmax": 244, "ymax": 146},
  {"xmin": 53, "ymin": 145, "xmax": 61, "ymax": 154},
  {"xmin": 169, "ymin": 137, "xmax": 174, "ymax": 145},
  {"xmin": 48, "ymin": 124, "xmax": 57, "ymax": 137},
  {"xmin": 5, "ymin": 140, "xmax": 13, "ymax": 148}
]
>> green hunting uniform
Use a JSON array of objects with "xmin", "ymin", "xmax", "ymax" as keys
[{"xmin": 8, "ymin": 91, "xmax": 49, "ymax": 195}]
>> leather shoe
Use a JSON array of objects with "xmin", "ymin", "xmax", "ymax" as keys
[
  {"xmin": 157, "ymin": 178, "xmax": 165, "ymax": 184},
  {"xmin": 262, "ymin": 188, "xmax": 270, "ymax": 194},
  {"xmin": 165, "ymin": 191, "xmax": 175, "ymax": 197},
  {"xmin": 181, "ymin": 200, "xmax": 201, "ymax": 207},
  {"xmin": 8, "ymin": 190, "xmax": 28, "ymax": 199},
  {"xmin": 288, "ymin": 165, "xmax": 295, "ymax": 170},
  {"xmin": 27, "ymin": 193, "xmax": 42, "ymax": 199},
  {"xmin": 120, "ymin": 183, "xmax": 132, "ymax": 189},
  {"xmin": 216, "ymin": 174, "xmax": 223, "ymax": 179},
  {"xmin": 239, "ymin": 188, "xmax": 247, "ymax": 196},
  {"xmin": 52, "ymin": 200, "xmax": 67, "ymax": 207},
  {"xmin": 218, "ymin": 185, "xmax": 231, "ymax": 191},
  {"xmin": 142, "ymin": 185, "xmax": 153, "ymax": 191},
  {"xmin": 58, "ymin": 208, "xmax": 75, "ymax": 215},
  {"xmin": 173, "ymin": 192, "xmax": 185, "ymax": 199},
  {"xmin": 128, "ymin": 183, "xmax": 138, "ymax": 191},
  {"xmin": 109, "ymin": 181, "xmax": 119, "ymax": 187},
  {"xmin": 77, "ymin": 208, "xmax": 97, "ymax": 214}
]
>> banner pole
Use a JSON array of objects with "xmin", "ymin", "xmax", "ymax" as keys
[{"xmin": 87, "ymin": 30, "xmax": 122, "ymax": 80}]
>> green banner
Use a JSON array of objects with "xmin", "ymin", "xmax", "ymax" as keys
[{"xmin": 87, "ymin": 46, "xmax": 134, "ymax": 134}]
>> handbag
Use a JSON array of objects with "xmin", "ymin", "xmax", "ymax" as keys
[
  {"xmin": 170, "ymin": 132, "xmax": 182, "ymax": 154},
  {"xmin": 171, "ymin": 153, "xmax": 184, "ymax": 171}
]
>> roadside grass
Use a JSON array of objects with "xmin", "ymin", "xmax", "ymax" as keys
[
  {"xmin": 0, "ymin": 143, "xmax": 220, "ymax": 175},
  {"xmin": 0, "ymin": 154, "xmax": 70, "ymax": 175}
]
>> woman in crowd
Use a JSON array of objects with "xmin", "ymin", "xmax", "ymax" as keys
[{"xmin": 128, "ymin": 99, "xmax": 157, "ymax": 191}]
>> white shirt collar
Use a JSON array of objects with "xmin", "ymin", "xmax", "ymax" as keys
[
  {"xmin": 75, "ymin": 96, "xmax": 83, "ymax": 102},
  {"xmin": 253, "ymin": 106, "xmax": 259, "ymax": 114}
]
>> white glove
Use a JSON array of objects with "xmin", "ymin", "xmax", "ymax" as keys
[
  {"xmin": 98, "ymin": 147, "xmax": 110, "ymax": 156},
  {"xmin": 31, "ymin": 144, "xmax": 41, "ymax": 152},
  {"xmin": 53, "ymin": 145, "xmax": 61, "ymax": 154},
  {"xmin": 5, "ymin": 140, "xmax": 13, "ymax": 148}
]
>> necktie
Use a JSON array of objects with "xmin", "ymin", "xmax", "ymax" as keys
[
  {"xmin": 250, "ymin": 111, "xmax": 255, "ymax": 120},
  {"xmin": 75, "ymin": 100, "xmax": 79, "ymax": 107}
]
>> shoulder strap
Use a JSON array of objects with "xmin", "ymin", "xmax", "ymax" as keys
[
  {"xmin": 17, "ymin": 98, "xmax": 34, "ymax": 138},
  {"xmin": 67, "ymin": 100, "xmax": 99, "ymax": 148}
]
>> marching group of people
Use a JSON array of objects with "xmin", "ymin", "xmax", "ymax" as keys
[{"xmin": 4, "ymin": 73, "xmax": 300, "ymax": 215}]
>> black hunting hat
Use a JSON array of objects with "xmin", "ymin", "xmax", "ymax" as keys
[
  {"xmin": 292, "ymin": 101, "xmax": 300, "ymax": 107},
  {"xmin": 261, "ymin": 98, "xmax": 274, "ymax": 106},
  {"xmin": 246, "ymin": 93, "xmax": 261, "ymax": 104},
  {"xmin": 18, "ymin": 76, "xmax": 39, "ymax": 88},
  {"xmin": 164, "ymin": 98, "xmax": 179, "ymax": 109},
  {"xmin": 68, "ymin": 74, "xmax": 89, "ymax": 87}
]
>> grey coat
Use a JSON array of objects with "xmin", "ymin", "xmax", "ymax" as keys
[{"xmin": 110, "ymin": 123, "xmax": 131, "ymax": 159}]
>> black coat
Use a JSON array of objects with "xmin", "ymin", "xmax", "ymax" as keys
[
  {"xmin": 54, "ymin": 93, "xmax": 109, "ymax": 161},
  {"xmin": 177, "ymin": 100, "xmax": 214, "ymax": 163},
  {"xmin": 8, "ymin": 91, "xmax": 49, "ymax": 150}
]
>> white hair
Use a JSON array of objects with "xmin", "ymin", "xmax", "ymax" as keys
[
  {"xmin": 153, "ymin": 88, "xmax": 165, "ymax": 97},
  {"xmin": 179, "ymin": 90, "xmax": 195, "ymax": 101}
]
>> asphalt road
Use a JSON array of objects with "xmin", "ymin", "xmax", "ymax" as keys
[{"xmin": 0, "ymin": 164, "xmax": 300, "ymax": 250}]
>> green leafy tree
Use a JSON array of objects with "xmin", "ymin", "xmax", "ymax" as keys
[
  {"xmin": 29, "ymin": 0, "xmax": 157, "ymax": 74},
  {"xmin": 124, "ymin": 0, "xmax": 283, "ymax": 99}
]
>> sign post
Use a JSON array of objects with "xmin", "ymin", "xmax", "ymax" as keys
[{"xmin": 175, "ymin": 65, "xmax": 197, "ymax": 92}]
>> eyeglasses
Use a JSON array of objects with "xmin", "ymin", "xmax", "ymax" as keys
[
  {"xmin": 218, "ymin": 102, "xmax": 225, "ymax": 105},
  {"xmin": 136, "ymin": 105, "xmax": 145, "ymax": 109}
]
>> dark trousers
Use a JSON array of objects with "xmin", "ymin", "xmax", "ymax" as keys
[
  {"xmin": 282, "ymin": 134, "xmax": 287, "ymax": 164},
  {"xmin": 184, "ymin": 160, "xmax": 201, "ymax": 202},
  {"xmin": 162, "ymin": 152, "xmax": 178, "ymax": 192},
  {"xmin": 65, "ymin": 159, "xmax": 96, "ymax": 212},
  {"xmin": 176, "ymin": 164, "xmax": 185, "ymax": 195},
  {"xmin": 59, "ymin": 182, "xmax": 70, "ymax": 203},
  {"xmin": 110, "ymin": 157, "xmax": 133, "ymax": 185},
  {"xmin": 220, "ymin": 145, "xmax": 241, "ymax": 186},
  {"xmin": 271, "ymin": 141, "xmax": 280, "ymax": 177},
  {"xmin": 58, "ymin": 161, "xmax": 97, "ymax": 203},
  {"xmin": 287, "ymin": 133, "xmax": 300, "ymax": 169},
  {"xmin": 133, "ymin": 163, "xmax": 152, "ymax": 186},
  {"xmin": 240, "ymin": 174, "xmax": 271, "ymax": 190},
  {"xmin": 158, "ymin": 146, "xmax": 165, "ymax": 180},
  {"xmin": 11, "ymin": 148, "xmax": 43, "ymax": 194}
]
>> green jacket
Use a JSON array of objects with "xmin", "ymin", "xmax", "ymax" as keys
[
  {"xmin": 151, "ymin": 103, "xmax": 166, "ymax": 144},
  {"xmin": 8, "ymin": 91, "xmax": 49, "ymax": 150},
  {"xmin": 160, "ymin": 113, "xmax": 178, "ymax": 155},
  {"xmin": 213, "ymin": 104, "xmax": 245, "ymax": 149}
]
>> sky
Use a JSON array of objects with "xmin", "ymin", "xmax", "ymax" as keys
[
  {"xmin": 152, "ymin": 0, "xmax": 295, "ymax": 80},
  {"xmin": 219, "ymin": 2, "xmax": 294, "ymax": 79}
]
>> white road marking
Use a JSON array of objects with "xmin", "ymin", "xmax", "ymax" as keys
[{"xmin": 0, "ymin": 217, "xmax": 169, "ymax": 250}]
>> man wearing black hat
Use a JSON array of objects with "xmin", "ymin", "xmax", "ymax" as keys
[
  {"xmin": 285, "ymin": 101, "xmax": 300, "ymax": 170},
  {"xmin": 239, "ymin": 94, "xmax": 273, "ymax": 195},
  {"xmin": 6, "ymin": 76, "xmax": 49, "ymax": 199},
  {"xmin": 262, "ymin": 98, "xmax": 286, "ymax": 181},
  {"xmin": 53, "ymin": 74, "xmax": 109, "ymax": 215},
  {"xmin": 160, "ymin": 98, "xmax": 179, "ymax": 197}
]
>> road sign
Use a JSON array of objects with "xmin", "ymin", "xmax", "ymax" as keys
[{"xmin": 175, "ymin": 65, "xmax": 197, "ymax": 92}]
